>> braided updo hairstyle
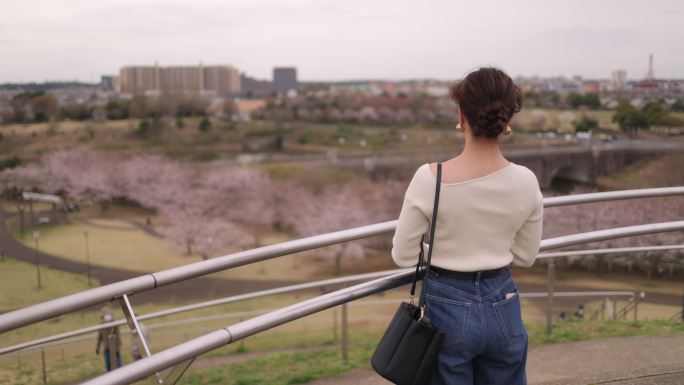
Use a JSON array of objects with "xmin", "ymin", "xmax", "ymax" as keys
[{"xmin": 449, "ymin": 67, "xmax": 523, "ymax": 138}]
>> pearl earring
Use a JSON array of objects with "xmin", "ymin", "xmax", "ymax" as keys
[
  {"xmin": 503, "ymin": 125, "xmax": 512, "ymax": 135},
  {"xmin": 456, "ymin": 122, "xmax": 465, "ymax": 133}
]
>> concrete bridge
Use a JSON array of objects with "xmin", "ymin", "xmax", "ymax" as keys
[
  {"xmin": 246, "ymin": 138, "xmax": 684, "ymax": 189},
  {"xmin": 501, "ymin": 140, "xmax": 681, "ymax": 189}
]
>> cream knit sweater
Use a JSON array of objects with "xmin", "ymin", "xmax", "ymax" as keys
[{"xmin": 391, "ymin": 162, "xmax": 543, "ymax": 271}]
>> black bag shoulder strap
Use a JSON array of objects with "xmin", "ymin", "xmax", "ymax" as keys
[{"xmin": 408, "ymin": 162, "xmax": 442, "ymax": 307}]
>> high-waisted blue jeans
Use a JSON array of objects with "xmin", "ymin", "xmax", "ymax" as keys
[{"xmin": 425, "ymin": 268, "xmax": 527, "ymax": 385}]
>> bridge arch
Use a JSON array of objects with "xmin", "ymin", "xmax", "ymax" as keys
[{"xmin": 548, "ymin": 164, "xmax": 593, "ymax": 192}]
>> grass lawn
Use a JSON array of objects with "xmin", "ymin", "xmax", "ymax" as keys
[
  {"xmin": 11, "ymin": 219, "xmax": 191, "ymax": 274},
  {"xmin": 0, "ymin": 256, "xmax": 98, "ymax": 312}
]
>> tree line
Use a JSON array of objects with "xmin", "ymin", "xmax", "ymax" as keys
[{"xmin": 0, "ymin": 148, "xmax": 403, "ymax": 261}]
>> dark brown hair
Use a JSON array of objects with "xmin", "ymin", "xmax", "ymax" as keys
[{"xmin": 449, "ymin": 67, "xmax": 523, "ymax": 138}]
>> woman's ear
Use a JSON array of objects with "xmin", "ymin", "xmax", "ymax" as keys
[{"xmin": 457, "ymin": 111, "xmax": 467, "ymax": 133}]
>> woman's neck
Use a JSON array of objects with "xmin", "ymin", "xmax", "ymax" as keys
[{"xmin": 459, "ymin": 135, "xmax": 506, "ymax": 164}]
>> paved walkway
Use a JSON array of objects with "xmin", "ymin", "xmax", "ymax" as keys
[{"xmin": 304, "ymin": 334, "xmax": 684, "ymax": 385}]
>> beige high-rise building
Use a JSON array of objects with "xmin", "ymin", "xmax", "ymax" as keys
[{"xmin": 118, "ymin": 64, "xmax": 240, "ymax": 95}]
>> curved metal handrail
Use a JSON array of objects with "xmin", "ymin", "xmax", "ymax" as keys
[
  {"xmin": 1, "ymin": 187, "xmax": 682, "ymax": 334},
  {"xmin": 3, "ymin": 244, "xmax": 682, "ymax": 356},
  {"xmin": 5, "ymin": 291, "xmax": 638, "ymax": 356},
  {"xmin": 0, "ymin": 269, "xmax": 404, "ymax": 355},
  {"xmin": 82, "ymin": 221, "xmax": 684, "ymax": 385}
]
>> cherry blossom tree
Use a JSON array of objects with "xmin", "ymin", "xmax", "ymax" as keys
[
  {"xmin": 277, "ymin": 180, "xmax": 402, "ymax": 275},
  {"xmin": 41, "ymin": 148, "xmax": 126, "ymax": 210},
  {"xmin": 121, "ymin": 155, "xmax": 191, "ymax": 210},
  {"xmin": 543, "ymin": 193, "xmax": 684, "ymax": 276}
]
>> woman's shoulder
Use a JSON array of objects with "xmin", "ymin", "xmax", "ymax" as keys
[
  {"xmin": 404, "ymin": 164, "xmax": 435, "ymax": 197},
  {"xmin": 509, "ymin": 163, "xmax": 540, "ymax": 185}
]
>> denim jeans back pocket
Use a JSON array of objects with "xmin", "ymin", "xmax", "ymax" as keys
[
  {"xmin": 492, "ymin": 291, "xmax": 525, "ymax": 341},
  {"xmin": 425, "ymin": 294, "xmax": 471, "ymax": 346}
]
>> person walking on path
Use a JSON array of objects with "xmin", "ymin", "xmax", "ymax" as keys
[
  {"xmin": 392, "ymin": 67, "xmax": 543, "ymax": 385},
  {"xmin": 95, "ymin": 307, "xmax": 122, "ymax": 372}
]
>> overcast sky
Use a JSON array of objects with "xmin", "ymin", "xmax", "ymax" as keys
[{"xmin": 1, "ymin": 0, "xmax": 682, "ymax": 83}]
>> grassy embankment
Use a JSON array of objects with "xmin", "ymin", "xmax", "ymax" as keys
[
  {"xmin": 181, "ymin": 319, "xmax": 684, "ymax": 385},
  {"xmin": 597, "ymin": 151, "xmax": 684, "ymax": 190},
  {"xmin": 2, "ymin": 314, "xmax": 681, "ymax": 385},
  {"xmin": 1, "ymin": 259, "xmax": 681, "ymax": 385}
]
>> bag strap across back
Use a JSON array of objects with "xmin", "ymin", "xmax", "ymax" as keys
[{"xmin": 408, "ymin": 162, "xmax": 442, "ymax": 309}]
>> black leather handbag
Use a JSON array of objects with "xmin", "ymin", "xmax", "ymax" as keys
[{"xmin": 371, "ymin": 162, "xmax": 444, "ymax": 385}]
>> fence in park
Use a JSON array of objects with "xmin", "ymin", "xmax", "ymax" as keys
[{"xmin": 0, "ymin": 187, "xmax": 683, "ymax": 385}]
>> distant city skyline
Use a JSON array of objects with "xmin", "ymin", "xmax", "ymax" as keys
[{"xmin": 1, "ymin": 0, "xmax": 683, "ymax": 83}]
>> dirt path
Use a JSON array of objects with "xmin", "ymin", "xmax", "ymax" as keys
[
  {"xmin": 303, "ymin": 334, "xmax": 684, "ymax": 385},
  {"xmin": 0, "ymin": 205, "xmax": 291, "ymax": 307}
]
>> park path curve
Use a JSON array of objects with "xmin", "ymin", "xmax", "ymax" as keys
[{"xmin": 0, "ymin": 204, "xmax": 290, "ymax": 307}]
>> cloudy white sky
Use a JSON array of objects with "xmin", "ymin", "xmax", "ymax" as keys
[{"xmin": 1, "ymin": 0, "xmax": 682, "ymax": 83}]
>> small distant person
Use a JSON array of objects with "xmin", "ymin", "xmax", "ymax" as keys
[
  {"xmin": 96, "ymin": 308, "xmax": 122, "ymax": 371},
  {"xmin": 575, "ymin": 304, "xmax": 585, "ymax": 319},
  {"xmin": 131, "ymin": 317, "xmax": 151, "ymax": 361},
  {"xmin": 559, "ymin": 311, "xmax": 566, "ymax": 321}
]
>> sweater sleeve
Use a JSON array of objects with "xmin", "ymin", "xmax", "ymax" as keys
[
  {"xmin": 391, "ymin": 168, "xmax": 430, "ymax": 267},
  {"xmin": 510, "ymin": 188, "xmax": 544, "ymax": 267}
]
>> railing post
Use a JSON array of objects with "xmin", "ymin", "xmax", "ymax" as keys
[
  {"xmin": 633, "ymin": 294, "xmax": 639, "ymax": 321},
  {"xmin": 119, "ymin": 294, "xmax": 163, "ymax": 383},
  {"xmin": 41, "ymin": 347, "xmax": 47, "ymax": 385},
  {"xmin": 546, "ymin": 260, "xmax": 555, "ymax": 335},
  {"xmin": 341, "ymin": 303, "xmax": 349, "ymax": 365},
  {"xmin": 332, "ymin": 308, "xmax": 338, "ymax": 342},
  {"xmin": 119, "ymin": 295, "xmax": 152, "ymax": 359},
  {"xmin": 239, "ymin": 317, "xmax": 245, "ymax": 351}
]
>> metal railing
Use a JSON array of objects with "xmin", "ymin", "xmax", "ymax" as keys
[
  {"xmin": 2, "ymin": 291, "xmax": 637, "ymax": 357},
  {"xmin": 1, "ymin": 186, "xmax": 683, "ymax": 334},
  {"xmin": 3, "ymin": 244, "xmax": 683, "ymax": 356},
  {"xmin": 0, "ymin": 270, "xmax": 404, "ymax": 355},
  {"xmin": 0, "ymin": 187, "xmax": 683, "ymax": 384},
  {"xmin": 79, "ymin": 219, "xmax": 684, "ymax": 385}
]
